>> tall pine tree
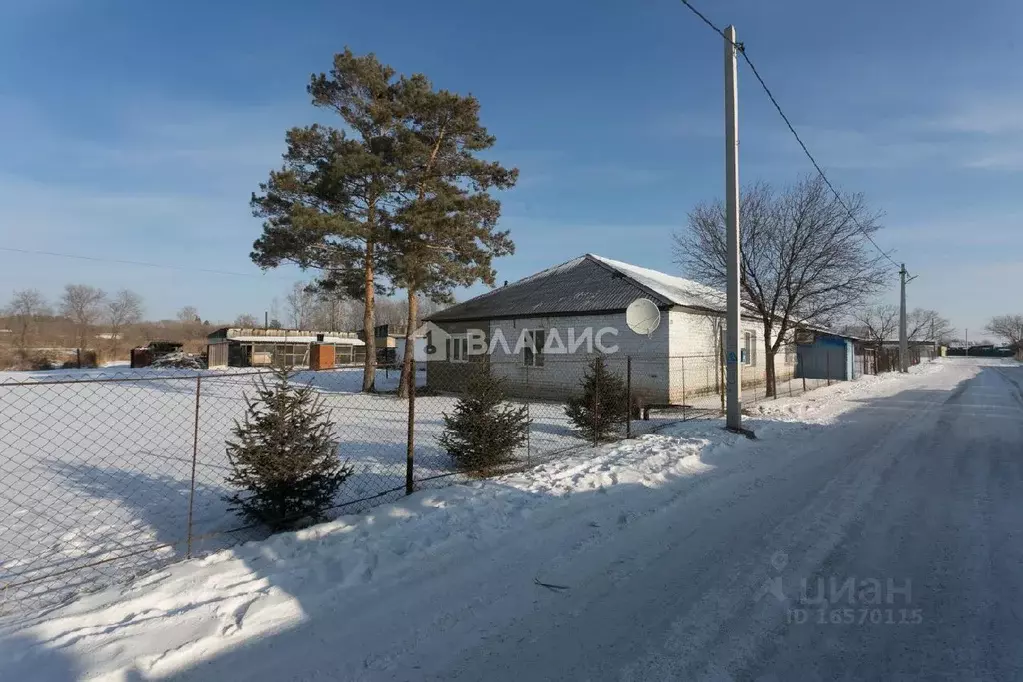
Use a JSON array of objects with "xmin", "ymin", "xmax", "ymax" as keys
[
  {"xmin": 251, "ymin": 49, "xmax": 401, "ymax": 392},
  {"xmin": 439, "ymin": 367, "xmax": 530, "ymax": 476},
  {"xmin": 565, "ymin": 356, "xmax": 629, "ymax": 443},
  {"xmin": 224, "ymin": 366, "xmax": 352, "ymax": 531},
  {"xmin": 387, "ymin": 75, "xmax": 518, "ymax": 397}
]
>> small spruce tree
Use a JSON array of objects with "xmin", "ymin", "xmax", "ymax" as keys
[
  {"xmin": 439, "ymin": 367, "xmax": 530, "ymax": 476},
  {"xmin": 224, "ymin": 365, "xmax": 351, "ymax": 531},
  {"xmin": 565, "ymin": 356, "xmax": 629, "ymax": 443}
]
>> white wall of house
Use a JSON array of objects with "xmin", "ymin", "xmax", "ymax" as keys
[
  {"xmin": 667, "ymin": 308, "xmax": 797, "ymax": 397},
  {"xmin": 485, "ymin": 312, "xmax": 672, "ymax": 402},
  {"xmin": 430, "ymin": 308, "xmax": 798, "ymax": 404}
]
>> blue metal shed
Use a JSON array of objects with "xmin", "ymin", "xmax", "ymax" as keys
[{"xmin": 795, "ymin": 330, "xmax": 858, "ymax": 381}]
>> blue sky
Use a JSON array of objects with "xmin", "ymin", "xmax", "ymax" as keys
[{"xmin": 1, "ymin": 0, "xmax": 1020, "ymax": 336}]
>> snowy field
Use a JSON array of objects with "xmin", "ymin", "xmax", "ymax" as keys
[
  {"xmin": 0, "ymin": 365, "xmax": 685, "ymax": 613},
  {"xmin": 0, "ymin": 359, "xmax": 991, "ymax": 680}
]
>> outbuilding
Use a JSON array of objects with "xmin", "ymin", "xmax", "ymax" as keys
[
  {"xmin": 794, "ymin": 328, "xmax": 874, "ymax": 381},
  {"xmin": 206, "ymin": 327, "xmax": 366, "ymax": 369}
]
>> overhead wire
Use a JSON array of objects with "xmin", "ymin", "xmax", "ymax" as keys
[
  {"xmin": 677, "ymin": 0, "xmax": 903, "ymax": 272},
  {"xmin": 0, "ymin": 246, "xmax": 293, "ymax": 280}
]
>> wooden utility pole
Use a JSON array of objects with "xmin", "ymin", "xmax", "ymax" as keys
[{"xmin": 724, "ymin": 25, "xmax": 742, "ymax": 430}]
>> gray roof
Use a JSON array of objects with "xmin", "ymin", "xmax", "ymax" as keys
[{"xmin": 427, "ymin": 254, "xmax": 730, "ymax": 323}]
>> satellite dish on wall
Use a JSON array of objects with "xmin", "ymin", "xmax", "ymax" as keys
[{"xmin": 625, "ymin": 298, "xmax": 661, "ymax": 336}]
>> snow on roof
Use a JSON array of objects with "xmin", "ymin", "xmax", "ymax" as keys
[
  {"xmin": 587, "ymin": 254, "xmax": 728, "ymax": 312},
  {"xmin": 426, "ymin": 253, "xmax": 753, "ymax": 323},
  {"xmin": 223, "ymin": 335, "xmax": 365, "ymax": 345}
]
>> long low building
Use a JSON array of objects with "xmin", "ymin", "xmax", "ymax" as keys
[
  {"xmin": 206, "ymin": 327, "xmax": 366, "ymax": 368},
  {"xmin": 423, "ymin": 253, "xmax": 798, "ymax": 404}
]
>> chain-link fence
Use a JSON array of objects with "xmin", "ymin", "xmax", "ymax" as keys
[{"xmin": 0, "ymin": 350, "xmax": 908, "ymax": 616}]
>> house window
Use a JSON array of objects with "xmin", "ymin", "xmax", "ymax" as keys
[
  {"xmin": 448, "ymin": 335, "xmax": 469, "ymax": 363},
  {"xmin": 523, "ymin": 329, "xmax": 545, "ymax": 367},
  {"xmin": 784, "ymin": 343, "xmax": 796, "ymax": 363},
  {"xmin": 743, "ymin": 331, "xmax": 757, "ymax": 366}
]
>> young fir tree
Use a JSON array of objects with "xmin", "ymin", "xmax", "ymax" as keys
[
  {"xmin": 565, "ymin": 356, "xmax": 629, "ymax": 443},
  {"xmin": 439, "ymin": 367, "xmax": 530, "ymax": 476},
  {"xmin": 224, "ymin": 366, "xmax": 352, "ymax": 531}
]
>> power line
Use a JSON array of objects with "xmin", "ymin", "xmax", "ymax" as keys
[
  {"xmin": 677, "ymin": 0, "xmax": 902, "ymax": 272},
  {"xmin": 0, "ymin": 246, "xmax": 293, "ymax": 280}
]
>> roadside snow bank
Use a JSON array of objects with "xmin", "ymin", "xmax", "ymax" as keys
[
  {"xmin": 0, "ymin": 426, "xmax": 735, "ymax": 680},
  {"xmin": 0, "ymin": 363, "xmax": 959, "ymax": 680},
  {"xmin": 751, "ymin": 361, "xmax": 947, "ymax": 423}
]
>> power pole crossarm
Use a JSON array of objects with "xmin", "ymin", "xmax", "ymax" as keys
[{"xmin": 724, "ymin": 25, "xmax": 742, "ymax": 430}]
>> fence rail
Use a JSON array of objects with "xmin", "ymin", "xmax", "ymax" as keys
[{"xmin": 0, "ymin": 347, "xmax": 931, "ymax": 616}]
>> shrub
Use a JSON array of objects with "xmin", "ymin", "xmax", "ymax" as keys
[
  {"xmin": 224, "ymin": 365, "xmax": 352, "ymax": 531},
  {"xmin": 439, "ymin": 366, "xmax": 530, "ymax": 476},
  {"xmin": 28, "ymin": 353, "xmax": 55, "ymax": 370},
  {"xmin": 61, "ymin": 350, "xmax": 100, "ymax": 369},
  {"xmin": 565, "ymin": 355, "xmax": 629, "ymax": 443}
]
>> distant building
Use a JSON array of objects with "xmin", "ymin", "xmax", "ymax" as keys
[
  {"xmin": 359, "ymin": 323, "xmax": 429, "ymax": 365},
  {"xmin": 206, "ymin": 327, "xmax": 366, "ymax": 368},
  {"xmin": 130, "ymin": 341, "xmax": 184, "ymax": 368}
]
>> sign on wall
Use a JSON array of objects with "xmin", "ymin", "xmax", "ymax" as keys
[{"xmin": 794, "ymin": 329, "xmax": 816, "ymax": 345}]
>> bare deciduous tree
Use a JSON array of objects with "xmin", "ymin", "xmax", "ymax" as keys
[
  {"xmin": 4, "ymin": 289, "xmax": 51, "ymax": 351},
  {"xmin": 907, "ymin": 308, "xmax": 955, "ymax": 344},
  {"xmin": 234, "ymin": 314, "xmax": 260, "ymax": 328},
  {"xmin": 985, "ymin": 314, "xmax": 1023, "ymax": 347},
  {"xmin": 853, "ymin": 304, "xmax": 899, "ymax": 345},
  {"xmin": 673, "ymin": 175, "xmax": 890, "ymax": 396},
  {"xmin": 107, "ymin": 289, "xmax": 144, "ymax": 356},
  {"xmin": 172, "ymin": 305, "xmax": 204, "ymax": 345},
  {"xmin": 177, "ymin": 306, "xmax": 200, "ymax": 324},
  {"xmin": 60, "ymin": 284, "xmax": 106, "ymax": 350},
  {"xmin": 285, "ymin": 283, "xmax": 315, "ymax": 329}
]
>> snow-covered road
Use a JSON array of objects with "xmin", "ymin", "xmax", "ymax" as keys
[{"xmin": 4, "ymin": 358, "xmax": 1022, "ymax": 681}]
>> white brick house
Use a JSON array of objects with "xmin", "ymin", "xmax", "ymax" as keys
[{"xmin": 425, "ymin": 254, "xmax": 796, "ymax": 405}]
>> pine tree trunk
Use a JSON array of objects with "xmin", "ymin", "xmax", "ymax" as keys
[
  {"xmin": 361, "ymin": 237, "xmax": 377, "ymax": 392},
  {"xmin": 397, "ymin": 293, "xmax": 418, "ymax": 399}
]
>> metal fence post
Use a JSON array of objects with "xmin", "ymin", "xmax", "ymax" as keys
[
  {"xmin": 186, "ymin": 375, "xmax": 201, "ymax": 559},
  {"xmin": 525, "ymin": 363, "xmax": 531, "ymax": 466},
  {"xmin": 681, "ymin": 356, "xmax": 688, "ymax": 421},
  {"xmin": 406, "ymin": 358, "xmax": 415, "ymax": 495},
  {"xmin": 719, "ymin": 350, "xmax": 725, "ymax": 413},
  {"xmin": 626, "ymin": 355, "xmax": 632, "ymax": 439},
  {"xmin": 593, "ymin": 359, "xmax": 600, "ymax": 448},
  {"xmin": 826, "ymin": 354, "xmax": 831, "ymax": 386}
]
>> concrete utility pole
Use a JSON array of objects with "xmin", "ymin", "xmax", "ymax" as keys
[
  {"xmin": 898, "ymin": 264, "xmax": 917, "ymax": 372},
  {"xmin": 899, "ymin": 264, "xmax": 908, "ymax": 372},
  {"xmin": 724, "ymin": 25, "xmax": 742, "ymax": 430}
]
